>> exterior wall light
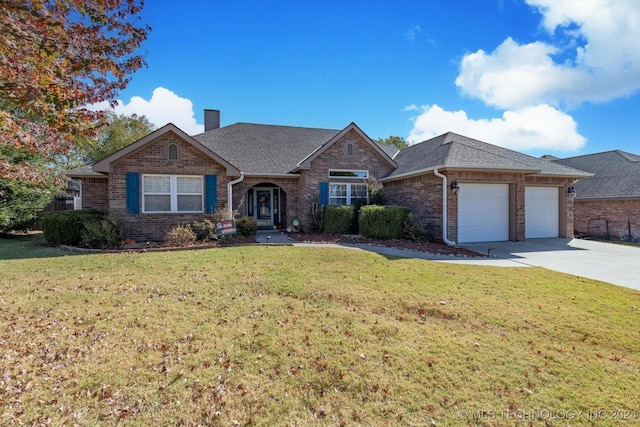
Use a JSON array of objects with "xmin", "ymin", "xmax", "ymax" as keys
[
  {"xmin": 568, "ymin": 186, "xmax": 577, "ymax": 198},
  {"xmin": 450, "ymin": 181, "xmax": 460, "ymax": 195}
]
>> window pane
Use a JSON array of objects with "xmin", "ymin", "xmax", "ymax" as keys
[
  {"xmin": 178, "ymin": 195, "xmax": 202, "ymax": 211},
  {"xmin": 144, "ymin": 176, "xmax": 170, "ymax": 193},
  {"xmin": 329, "ymin": 183, "xmax": 347, "ymax": 197},
  {"xmin": 329, "ymin": 197, "xmax": 347, "ymax": 205},
  {"xmin": 329, "ymin": 170, "xmax": 368, "ymax": 178},
  {"xmin": 177, "ymin": 177, "xmax": 202, "ymax": 194},
  {"xmin": 351, "ymin": 184, "xmax": 368, "ymax": 198},
  {"xmin": 145, "ymin": 195, "xmax": 170, "ymax": 211}
]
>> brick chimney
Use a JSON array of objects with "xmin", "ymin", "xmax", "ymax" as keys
[{"xmin": 204, "ymin": 109, "xmax": 220, "ymax": 131}]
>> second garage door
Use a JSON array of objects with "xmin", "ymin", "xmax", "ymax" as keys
[
  {"xmin": 458, "ymin": 183, "xmax": 509, "ymax": 243},
  {"xmin": 525, "ymin": 186, "xmax": 559, "ymax": 238}
]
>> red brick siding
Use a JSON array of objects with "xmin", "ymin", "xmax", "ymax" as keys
[
  {"xmin": 574, "ymin": 199, "xmax": 640, "ymax": 239},
  {"xmin": 81, "ymin": 177, "xmax": 109, "ymax": 213},
  {"xmin": 384, "ymin": 171, "xmax": 575, "ymax": 242},
  {"xmin": 384, "ymin": 174, "xmax": 443, "ymax": 240},
  {"xmin": 298, "ymin": 129, "xmax": 396, "ymax": 229},
  {"xmin": 109, "ymin": 133, "xmax": 230, "ymax": 241}
]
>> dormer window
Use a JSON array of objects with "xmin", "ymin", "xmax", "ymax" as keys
[{"xmin": 168, "ymin": 143, "xmax": 178, "ymax": 160}]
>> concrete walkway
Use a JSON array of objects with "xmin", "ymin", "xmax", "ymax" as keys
[{"xmin": 255, "ymin": 232, "xmax": 639, "ymax": 291}]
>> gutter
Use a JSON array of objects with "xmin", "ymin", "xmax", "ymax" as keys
[
  {"xmin": 227, "ymin": 173, "xmax": 245, "ymax": 219},
  {"xmin": 433, "ymin": 168, "xmax": 457, "ymax": 246}
]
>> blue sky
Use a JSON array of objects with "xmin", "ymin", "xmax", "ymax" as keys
[{"xmin": 103, "ymin": 0, "xmax": 640, "ymax": 157}]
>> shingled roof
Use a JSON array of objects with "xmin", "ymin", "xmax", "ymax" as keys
[
  {"xmin": 552, "ymin": 150, "xmax": 640, "ymax": 200},
  {"xmin": 384, "ymin": 132, "xmax": 590, "ymax": 180},
  {"xmin": 193, "ymin": 123, "xmax": 341, "ymax": 175}
]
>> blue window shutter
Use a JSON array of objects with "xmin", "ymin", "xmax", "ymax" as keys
[
  {"xmin": 205, "ymin": 175, "xmax": 217, "ymax": 213},
  {"xmin": 319, "ymin": 181, "xmax": 329, "ymax": 206},
  {"xmin": 125, "ymin": 172, "xmax": 140, "ymax": 214}
]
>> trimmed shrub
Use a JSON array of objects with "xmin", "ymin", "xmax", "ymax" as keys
[
  {"xmin": 359, "ymin": 205, "xmax": 411, "ymax": 240},
  {"xmin": 323, "ymin": 205, "xmax": 355, "ymax": 235},
  {"xmin": 41, "ymin": 210, "xmax": 103, "ymax": 246},
  {"xmin": 164, "ymin": 224, "xmax": 197, "ymax": 246},
  {"xmin": 81, "ymin": 215, "xmax": 125, "ymax": 249},
  {"xmin": 235, "ymin": 216, "xmax": 257, "ymax": 237}
]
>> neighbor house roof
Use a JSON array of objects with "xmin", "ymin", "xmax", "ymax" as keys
[
  {"xmin": 552, "ymin": 150, "xmax": 640, "ymax": 200},
  {"xmin": 383, "ymin": 132, "xmax": 591, "ymax": 181}
]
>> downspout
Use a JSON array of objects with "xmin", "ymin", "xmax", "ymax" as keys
[
  {"xmin": 227, "ymin": 173, "xmax": 245, "ymax": 219},
  {"xmin": 433, "ymin": 168, "xmax": 457, "ymax": 246}
]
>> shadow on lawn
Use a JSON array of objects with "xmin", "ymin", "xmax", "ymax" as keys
[{"xmin": 0, "ymin": 232, "xmax": 74, "ymax": 260}]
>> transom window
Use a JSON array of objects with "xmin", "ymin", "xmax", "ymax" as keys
[
  {"xmin": 328, "ymin": 169, "xmax": 369, "ymax": 179},
  {"xmin": 142, "ymin": 175, "xmax": 203, "ymax": 213},
  {"xmin": 329, "ymin": 183, "xmax": 368, "ymax": 206}
]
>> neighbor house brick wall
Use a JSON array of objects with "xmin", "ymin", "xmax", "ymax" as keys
[
  {"xmin": 81, "ymin": 177, "xmax": 109, "ymax": 213},
  {"xmin": 574, "ymin": 200, "xmax": 640, "ymax": 239},
  {"xmin": 298, "ymin": 129, "xmax": 396, "ymax": 230},
  {"xmin": 108, "ymin": 132, "xmax": 230, "ymax": 241}
]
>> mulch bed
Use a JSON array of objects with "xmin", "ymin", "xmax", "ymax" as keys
[{"xmin": 286, "ymin": 232, "xmax": 483, "ymax": 257}]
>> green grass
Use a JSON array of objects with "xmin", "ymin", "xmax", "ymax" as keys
[
  {"xmin": 0, "ymin": 232, "xmax": 68, "ymax": 260},
  {"xmin": 0, "ymin": 242, "xmax": 638, "ymax": 426}
]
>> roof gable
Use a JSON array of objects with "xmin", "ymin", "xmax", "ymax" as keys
[
  {"xmin": 93, "ymin": 123, "xmax": 240, "ymax": 175},
  {"xmin": 295, "ymin": 122, "xmax": 398, "ymax": 171}
]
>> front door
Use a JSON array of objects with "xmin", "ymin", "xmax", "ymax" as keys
[{"xmin": 255, "ymin": 189, "xmax": 273, "ymax": 227}]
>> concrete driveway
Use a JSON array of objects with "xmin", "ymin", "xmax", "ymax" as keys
[{"xmin": 461, "ymin": 238, "xmax": 639, "ymax": 291}]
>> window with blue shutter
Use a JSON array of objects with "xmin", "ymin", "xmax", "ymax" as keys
[
  {"xmin": 126, "ymin": 172, "xmax": 140, "ymax": 214},
  {"xmin": 205, "ymin": 175, "xmax": 217, "ymax": 213}
]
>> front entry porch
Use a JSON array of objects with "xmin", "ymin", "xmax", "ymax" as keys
[{"xmin": 247, "ymin": 185, "xmax": 285, "ymax": 229}]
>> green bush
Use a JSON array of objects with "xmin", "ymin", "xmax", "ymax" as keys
[
  {"xmin": 81, "ymin": 215, "xmax": 125, "ymax": 249},
  {"xmin": 235, "ymin": 216, "xmax": 257, "ymax": 237},
  {"xmin": 41, "ymin": 210, "xmax": 103, "ymax": 246},
  {"xmin": 359, "ymin": 205, "xmax": 411, "ymax": 239},
  {"xmin": 323, "ymin": 205, "xmax": 355, "ymax": 235}
]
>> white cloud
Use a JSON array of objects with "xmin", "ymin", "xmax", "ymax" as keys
[
  {"xmin": 404, "ymin": 25, "xmax": 421, "ymax": 42},
  {"xmin": 406, "ymin": 104, "xmax": 585, "ymax": 152},
  {"xmin": 455, "ymin": 0, "xmax": 640, "ymax": 109},
  {"xmin": 91, "ymin": 87, "xmax": 204, "ymax": 135}
]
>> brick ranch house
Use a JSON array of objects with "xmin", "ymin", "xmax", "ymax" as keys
[
  {"xmin": 66, "ymin": 110, "xmax": 591, "ymax": 243},
  {"xmin": 552, "ymin": 150, "xmax": 640, "ymax": 240}
]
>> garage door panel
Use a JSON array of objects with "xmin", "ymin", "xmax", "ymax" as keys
[
  {"xmin": 458, "ymin": 183, "xmax": 509, "ymax": 243},
  {"xmin": 525, "ymin": 187, "xmax": 559, "ymax": 238}
]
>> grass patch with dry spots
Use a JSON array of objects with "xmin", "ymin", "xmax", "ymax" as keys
[{"xmin": 0, "ymin": 244, "xmax": 638, "ymax": 426}]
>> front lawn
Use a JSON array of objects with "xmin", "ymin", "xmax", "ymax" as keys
[{"xmin": 0, "ymin": 245, "xmax": 638, "ymax": 425}]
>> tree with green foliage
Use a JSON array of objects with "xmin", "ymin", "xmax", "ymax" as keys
[
  {"xmin": 82, "ymin": 112, "xmax": 156, "ymax": 163},
  {"xmin": 0, "ymin": 145, "xmax": 61, "ymax": 233},
  {"xmin": 0, "ymin": 0, "xmax": 150, "ymax": 183},
  {"xmin": 378, "ymin": 136, "xmax": 408, "ymax": 149}
]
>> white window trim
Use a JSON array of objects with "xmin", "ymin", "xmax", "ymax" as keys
[
  {"xmin": 142, "ymin": 174, "xmax": 203, "ymax": 213},
  {"xmin": 329, "ymin": 182, "xmax": 369, "ymax": 206},
  {"xmin": 328, "ymin": 169, "xmax": 369, "ymax": 179}
]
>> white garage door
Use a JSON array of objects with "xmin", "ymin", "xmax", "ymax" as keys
[
  {"xmin": 525, "ymin": 187, "xmax": 559, "ymax": 238},
  {"xmin": 458, "ymin": 183, "xmax": 509, "ymax": 242}
]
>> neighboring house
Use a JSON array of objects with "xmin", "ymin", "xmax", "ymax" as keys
[
  {"xmin": 66, "ymin": 110, "xmax": 590, "ymax": 243},
  {"xmin": 552, "ymin": 150, "xmax": 640, "ymax": 240}
]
